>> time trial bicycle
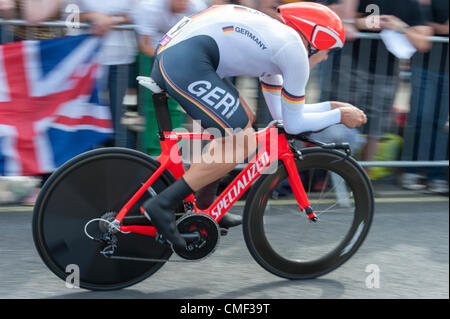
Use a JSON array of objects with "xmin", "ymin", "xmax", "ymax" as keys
[{"xmin": 32, "ymin": 76, "xmax": 374, "ymax": 290}]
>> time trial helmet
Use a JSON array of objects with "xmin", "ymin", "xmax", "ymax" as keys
[{"xmin": 276, "ymin": 2, "xmax": 345, "ymax": 51}]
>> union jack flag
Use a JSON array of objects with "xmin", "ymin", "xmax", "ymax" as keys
[{"xmin": 0, "ymin": 34, "xmax": 113, "ymax": 176}]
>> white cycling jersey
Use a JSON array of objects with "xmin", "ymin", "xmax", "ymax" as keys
[{"xmin": 157, "ymin": 5, "xmax": 341, "ymax": 134}]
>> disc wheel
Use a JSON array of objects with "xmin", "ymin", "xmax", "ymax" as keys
[{"xmin": 32, "ymin": 147, "xmax": 178, "ymax": 290}]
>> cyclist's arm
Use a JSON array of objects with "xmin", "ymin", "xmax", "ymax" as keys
[
  {"xmin": 262, "ymin": 42, "xmax": 341, "ymax": 134},
  {"xmin": 260, "ymin": 75, "xmax": 336, "ymax": 119},
  {"xmin": 260, "ymin": 74, "xmax": 283, "ymax": 121},
  {"xmin": 280, "ymin": 92, "xmax": 341, "ymax": 134}
]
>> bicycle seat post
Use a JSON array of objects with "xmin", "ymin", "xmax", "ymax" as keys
[
  {"xmin": 152, "ymin": 92, "xmax": 173, "ymax": 140},
  {"xmin": 137, "ymin": 76, "xmax": 173, "ymax": 140}
]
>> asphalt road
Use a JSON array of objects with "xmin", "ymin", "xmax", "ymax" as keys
[{"xmin": 0, "ymin": 184, "xmax": 448, "ymax": 299}]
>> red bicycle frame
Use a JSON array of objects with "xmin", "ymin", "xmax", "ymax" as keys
[{"xmin": 114, "ymin": 125, "xmax": 317, "ymax": 236}]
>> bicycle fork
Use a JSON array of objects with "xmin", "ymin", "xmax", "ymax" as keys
[{"xmin": 277, "ymin": 134, "xmax": 319, "ymax": 222}]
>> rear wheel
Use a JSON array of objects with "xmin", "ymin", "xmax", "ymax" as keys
[
  {"xmin": 243, "ymin": 148, "xmax": 374, "ymax": 279},
  {"xmin": 32, "ymin": 147, "xmax": 177, "ymax": 290}
]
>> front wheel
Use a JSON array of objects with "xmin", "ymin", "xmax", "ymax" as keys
[{"xmin": 243, "ymin": 148, "xmax": 374, "ymax": 280}]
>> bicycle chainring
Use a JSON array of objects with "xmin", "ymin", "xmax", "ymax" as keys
[{"xmin": 173, "ymin": 213, "xmax": 220, "ymax": 260}]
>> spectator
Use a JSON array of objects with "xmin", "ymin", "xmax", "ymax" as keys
[
  {"xmin": 22, "ymin": 0, "xmax": 63, "ymax": 24},
  {"xmin": 13, "ymin": 0, "xmax": 66, "ymax": 41},
  {"xmin": 0, "ymin": 0, "xmax": 14, "ymax": 18},
  {"xmin": 210, "ymin": 0, "xmax": 255, "ymax": 7},
  {"xmin": 67, "ymin": 0, "xmax": 138, "ymax": 149},
  {"xmin": 134, "ymin": 0, "xmax": 207, "ymax": 155},
  {"xmin": 322, "ymin": 0, "xmax": 432, "ymax": 176},
  {"xmin": 134, "ymin": 0, "xmax": 207, "ymax": 58},
  {"xmin": 0, "ymin": 0, "xmax": 15, "ymax": 44},
  {"xmin": 0, "ymin": 2, "xmax": 22, "ymax": 203},
  {"xmin": 8, "ymin": 0, "xmax": 138, "ymax": 204},
  {"xmin": 258, "ymin": 0, "xmax": 340, "ymax": 19},
  {"xmin": 0, "ymin": 0, "xmax": 68, "ymax": 205},
  {"xmin": 399, "ymin": 0, "xmax": 449, "ymax": 194}
]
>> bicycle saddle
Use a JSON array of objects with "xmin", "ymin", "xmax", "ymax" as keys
[{"xmin": 137, "ymin": 76, "xmax": 163, "ymax": 94}]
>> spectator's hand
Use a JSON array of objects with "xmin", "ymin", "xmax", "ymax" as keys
[
  {"xmin": 344, "ymin": 22, "xmax": 359, "ymax": 42},
  {"xmin": 380, "ymin": 15, "xmax": 409, "ymax": 33},
  {"xmin": 89, "ymin": 12, "xmax": 118, "ymax": 36},
  {"xmin": 0, "ymin": 0, "xmax": 14, "ymax": 18},
  {"xmin": 339, "ymin": 106, "xmax": 367, "ymax": 129},
  {"xmin": 428, "ymin": 20, "xmax": 449, "ymax": 36},
  {"xmin": 0, "ymin": 0, "xmax": 13, "ymax": 11}
]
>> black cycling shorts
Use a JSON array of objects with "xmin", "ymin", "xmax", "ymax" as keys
[{"xmin": 151, "ymin": 35, "xmax": 249, "ymax": 137}]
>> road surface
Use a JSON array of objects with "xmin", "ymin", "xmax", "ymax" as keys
[{"xmin": 0, "ymin": 183, "xmax": 448, "ymax": 299}]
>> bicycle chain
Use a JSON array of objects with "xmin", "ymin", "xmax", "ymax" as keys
[
  {"xmin": 103, "ymin": 253, "xmax": 201, "ymax": 263},
  {"xmin": 100, "ymin": 240, "xmax": 211, "ymax": 263}
]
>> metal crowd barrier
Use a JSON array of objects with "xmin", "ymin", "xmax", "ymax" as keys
[
  {"xmin": 0, "ymin": 19, "xmax": 448, "ymax": 170},
  {"xmin": 2, "ymin": 19, "xmax": 448, "ymax": 41}
]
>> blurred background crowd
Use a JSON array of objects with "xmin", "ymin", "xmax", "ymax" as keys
[{"xmin": 0, "ymin": 0, "xmax": 448, "ymax": 204}]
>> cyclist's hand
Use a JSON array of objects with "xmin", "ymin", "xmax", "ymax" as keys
[
  {"xmin": 330, "ymin": 101, "xmax": 357, "ymax": 110},
  {"xmin": 339, "ymin": 106, "xmax": 367, "ymax": 129}
]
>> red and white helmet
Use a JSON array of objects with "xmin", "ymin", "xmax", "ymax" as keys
[{"xmin": 276, "ymin": 2, "xmax": 345, "ymax": 50}]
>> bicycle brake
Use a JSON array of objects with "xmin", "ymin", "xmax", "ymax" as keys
[
  {"xmin": 288, "ymin": 139, "xmax": 304, "ymax": 160},
  {"xmin": 327, "ymin": 143, "xmax": 352, "ymax": 165}
]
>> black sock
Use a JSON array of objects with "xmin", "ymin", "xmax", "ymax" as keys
[{"xmin": 143, "ymin": 177, "xmax": 193, "ymax": 212}]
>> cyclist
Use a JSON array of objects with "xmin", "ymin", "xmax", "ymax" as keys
[{"xmin": 141, "ymin": 2, "xmax": 367, "ymax": 250}]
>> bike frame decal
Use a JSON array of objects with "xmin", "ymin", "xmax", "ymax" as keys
[
  {"xmin": 201, "ymin": 149, "xmax": 270, "ymax": 221},
  {"xmin": 118, "ymin": 125, "xmax": 312, "ymax": 236}
]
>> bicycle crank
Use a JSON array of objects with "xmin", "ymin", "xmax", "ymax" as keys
[{"xmin": 172, "ymin": 213, "xmax": 220, "ymax": 260}]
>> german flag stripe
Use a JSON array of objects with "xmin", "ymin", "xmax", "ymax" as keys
[
  {"xmin": 281, "ymin": 89, "xmax": 305, "ymax": 104},
  {"xmin": 159, "ymin": 62, "xmax": 234, "ymax": 136},
  {"xmin": 156, "ymin": 45, "xmax": 166, "ymax": 55},
  {"xmin": 261, "ymin": 81, "xmax": 282, "ymax": 93},
  {"xmin": 222, "ymin": 26, "xmax": 234, "ymax": 33}
]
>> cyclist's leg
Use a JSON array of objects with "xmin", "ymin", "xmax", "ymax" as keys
[
  {"xmin": 194, "ymin": 83, "xmax": 255, "ymax": 227},
  {"xmin": 184, "ymin": 122, "xmax": 256, "ymax": 191},
  {"xmin": 143, "ymin": 36, "xmax": 257, "ymax": 249},
  {"xmin": 193, "ymin": 78, "xmax": 255, "ymax": 209},
  {"xmin": 188, "ymin": 120, "xmax": 255, "ymax": 229}
]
